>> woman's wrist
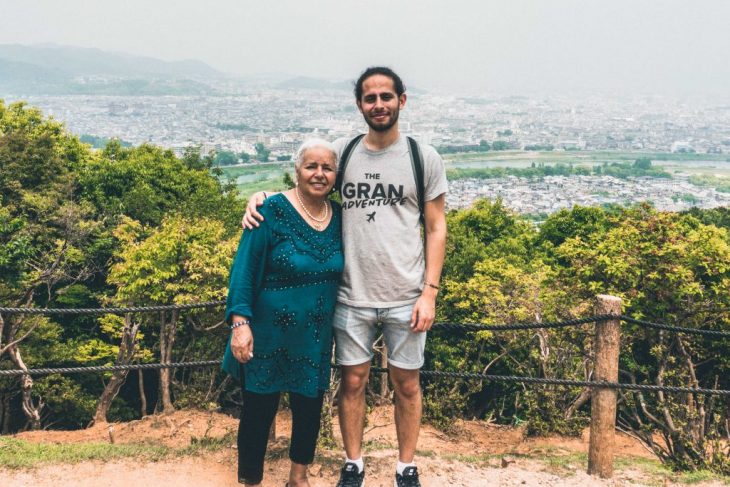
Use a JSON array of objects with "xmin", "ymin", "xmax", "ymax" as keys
[{"xmin": 230, "ymin": 318, "xmax": 251, "ymax": 329}]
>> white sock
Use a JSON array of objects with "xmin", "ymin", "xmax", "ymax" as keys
[
  {"xmin": 346, "ymin": 457, "xmax": 364, "ymax": 472},
  {"xmin": 396, "ymin": 461, "xmax": 416, "ymax": 475}
]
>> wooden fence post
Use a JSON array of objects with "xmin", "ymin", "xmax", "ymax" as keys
[{"xmin": 588, "ymin": 294, "xmax": 621, "ymax": 478}]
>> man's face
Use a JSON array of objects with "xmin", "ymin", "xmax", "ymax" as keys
[{"xmin": 357, "ymin": 74, "xmax": 406, "ymax": 133}]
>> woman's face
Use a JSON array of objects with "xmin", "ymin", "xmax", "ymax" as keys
[{"xmin": 296, "ymin": 147, "xmax": 337, "ymax": 199}]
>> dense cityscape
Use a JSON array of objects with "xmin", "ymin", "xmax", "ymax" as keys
[
  {"xmin": 13, "ymin": 89, "xmax": 730, "ymax": 155},
  {"xmin": 448, "ymin": 174, "xmax": 730, "ymax": 216},
  {"xmin": 6, "ymin": 86, "xmax": 730, "ymax": 214}
]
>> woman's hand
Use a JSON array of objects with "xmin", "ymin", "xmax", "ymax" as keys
[
  {"xmin": 241, "ymin": 191, "xmax": 268, "ymax": 230},
  {"xmin": 231, "ymin": 322, "xmax": 254, "ymax": 363}
]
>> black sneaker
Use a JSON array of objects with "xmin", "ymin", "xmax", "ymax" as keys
[
  {"xmin": 336, "ymin": 462, "xmax": 365, "ymax": 487},
  {"xmin": 394, "ymin": 466, "xmax": 421, "ymax": 487}
]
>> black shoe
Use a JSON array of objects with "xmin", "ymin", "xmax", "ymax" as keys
[
  {"xmin": 394, "ymin": 466, "xmax": 421, "ymax": 487},
  {"xmin": 335, "ymin": 462, "xmax": 365, "ymax": 487}
]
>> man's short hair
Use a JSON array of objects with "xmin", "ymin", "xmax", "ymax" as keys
[{"xmin": 354, "ymin": 66, "xmax": 406, "ymax": 101}]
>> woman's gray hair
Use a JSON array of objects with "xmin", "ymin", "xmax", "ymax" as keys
[{"xmin": 294, "ymin": 138, "xmax": 338, "ymax": 171}]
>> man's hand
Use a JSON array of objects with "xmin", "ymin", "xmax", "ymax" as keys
[
  {"xmin": 230, "ymin": 322, "xmax": 254, "ymax": 363},
  {"xmin": 242, "ymin": 191, "xmax": 267, "ymax": 229},
  {"xmin": 410, "ymin": 288, "xmax": 438, "ymax": 332}
]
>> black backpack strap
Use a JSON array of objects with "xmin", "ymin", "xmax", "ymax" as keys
[
  {"xmin": 335, "ymin": 134, "xmax": 365, "ymax": 193},
  {"xmin": 407, "ymin": 136, "xmax": 425, "ymax": 225}
]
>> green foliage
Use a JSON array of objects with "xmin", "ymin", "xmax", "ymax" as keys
[
  {"xmin": 437, "ymin": 143, "xmax": 491, "ymax": 154},
  {"xmin": 108, "ymin": 216, "xmax": 236, "ymax": 305},
  {"xmin": 0, "ymin": 100, "xmax": 98, "ymax": 302},
  {"xmin": 443, "ymin": 199, "xmax": 534, "ymax": 282},
  {"xmin": 447, "ymin": 160, "xmax": 671, "ymax": 181},
  {"xmin": 522, "ymin": 389, "xmax": 587, "ymax": 437},
  {"xmin": 212, "ymin": 150, "xmax": 238, "ymax": 166},
  {"xmin": 0, "ymin": 100, "xmax": 244, "ymax": 432},
  {"xmin": 552, "ymin": 205, "xmax": 730, "ymax": 472},
  {"xmin": 254, "ymin": 142, "xmax": 270, "ymax": 162},
  {"xmin": 0, "ymin": 202, "xmax": 33, "ymax": 286},
  {"xmin": 491, "ymin": 140, "xmax": 510, "ymax": 150},
  {"xmin": 633, "ymin": 157, "xmax": 652, "ymax": 170},
  {"xmin": 682, "ymin": 207, "xmax": 730, "ymax": 231},
  {"xmin": 78, "ymin": 143, "xmax": 242, "ymax": 230},
  {"xmin": 537, "ymin": 206, "xmax": 614, "ymax": 248},
  {"xmin": 283, "ymin": 171, "xmax": 296, "ymax": 189},
  {"xmin": 689, "ymin": 174, "xmax": 730, "ymax": 193},
  {"xmin": 79, "ymin": 134, "xmax": 132, "ymax": 149},
  {"xmin": 33, "ymin": 375, "xmax": 97, "ymax": 428}
]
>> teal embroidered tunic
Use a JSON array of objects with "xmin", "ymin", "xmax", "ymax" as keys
[{"xmin": 222, "ymin": 194, "xmax": 343, "ymax": 398}]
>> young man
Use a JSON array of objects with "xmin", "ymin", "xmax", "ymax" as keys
[{"xmin": 244, "ymin": 67, "xmax": 447, "ymax": 487}]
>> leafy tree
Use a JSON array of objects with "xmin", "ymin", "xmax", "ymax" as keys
[
  {"xmin": 213, "ymin": 150, "xmax": 238, "ymax": 166},
  {"xmin": 537, "ymin": 206, "xmax": 613, "ymax": 248},
  {"xmin": 254, "ymin": 142, "xmax": 270, "ymax": 162},
  {"xmin": 633, "ymin": 157, "xmax": 652, "ymax": 170},
  {"xmin": 78, "ymin": 142, "xmax": 242, "ymax": 230},
  {"xmin": 492, "ymin": 140, "xmax": 509, "ymax": 151},
  {"xmin": 107, "ymin": 216, "xmax": 237, "ymax": 414},
  {"xmin": 0, "ymin": 100, "xmax": 244, "ymax": 429},
  {"xmin": 283, "ymin": 172, "xmax": 296, "ymax": 189},
  {"xmin": 554, "ymin": 205, "xmax": 730, "ymax": 472},
  {"xmin": 683, "ymin": 207, "xmax": 730, "ymax": 232},
  {"xmin": 442, "ymin": 199, "xmax": 534, "ymax": 282},
  {"xmin": 0, "ymin": 101, "xmax": 98, "ymax": 429}
]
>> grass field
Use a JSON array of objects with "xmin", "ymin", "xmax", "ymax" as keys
[
  {"xmin": 217, "ymin": 162, "xmax": 293, "ymax": 195},
  {"xmin": 444, "ymin": 150, "xmax": 730, "ymax": 179}
]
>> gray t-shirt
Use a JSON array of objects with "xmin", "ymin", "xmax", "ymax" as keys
[{"xmin": 333, "ymin": 135, "xmax": 448, "ymax": 307}]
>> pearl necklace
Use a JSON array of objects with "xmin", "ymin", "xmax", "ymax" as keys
[{"xmin": 295, "ymin": 186, "xmax": 328, "ymax": 230}]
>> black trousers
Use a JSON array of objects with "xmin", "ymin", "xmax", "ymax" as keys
[{"xmin": 238, "ymin": 388, "xmax": 325, "ymax": 484}]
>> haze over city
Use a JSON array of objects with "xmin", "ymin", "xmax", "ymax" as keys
[{"xmin": 1, "ymin": 0, "xmax": 729, "ymax": 96}]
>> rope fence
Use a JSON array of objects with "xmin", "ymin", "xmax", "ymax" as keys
[
  {"xmin": 1, "ymin": 301, "xmax": 728, "ymax": 337},
  {"xmin": 1, "ymin": 302, "xmax": 728, "ymax": 397},
  {"xmin": 0, "ymin": 301, "xmax": 226, "ymax": 315},
  {"xmin": 1, "ymin": 360, "xmax": 728, "ymax": 397}
]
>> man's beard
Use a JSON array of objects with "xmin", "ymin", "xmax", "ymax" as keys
[{"xmin": 364, "ymin": 108, "xmax": 399, "ymax": 132}]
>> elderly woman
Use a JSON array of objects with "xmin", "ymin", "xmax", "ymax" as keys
[{"xmin": 222, "ymin": 138, "xmax": 343, "ymax": 487}]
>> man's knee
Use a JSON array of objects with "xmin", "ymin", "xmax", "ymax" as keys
[
  {"xmin": 390, "ymin": 369, "xmax": 421, "ymax": 400},
  {"xmin": 340, "ymin": 364, "xmax": 370, "ymax": 396}
]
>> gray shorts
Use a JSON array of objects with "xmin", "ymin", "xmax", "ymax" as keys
[{"xmin": 332, "ymin": 301, "xmax": 426, "ymax": 370}]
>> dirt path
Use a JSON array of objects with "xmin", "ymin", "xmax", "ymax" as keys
[
  {"xmin": 2, "ymin": 407, "xmax": 726, "ymax": 487},
  {"xmin": 0, "ymin": 454, "xmax": 668, "ymax": 487}
]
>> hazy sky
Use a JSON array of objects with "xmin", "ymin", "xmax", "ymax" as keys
[{"xmin": 2, "ymin": 0, "xmax": 729, "ymax": 95}]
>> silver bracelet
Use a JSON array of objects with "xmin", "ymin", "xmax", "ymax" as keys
[{"xmin": 230, "ymin": 319, "xmax": 250, "ymax": 329}]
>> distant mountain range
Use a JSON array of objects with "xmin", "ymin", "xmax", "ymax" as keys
[
  {"xmin": 0, "ymin": 44, "xmax": 394, "ymax": 97},
  {"xmin": 0, "ymin": 44, "xmax": 224, "ymax": 95}
]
